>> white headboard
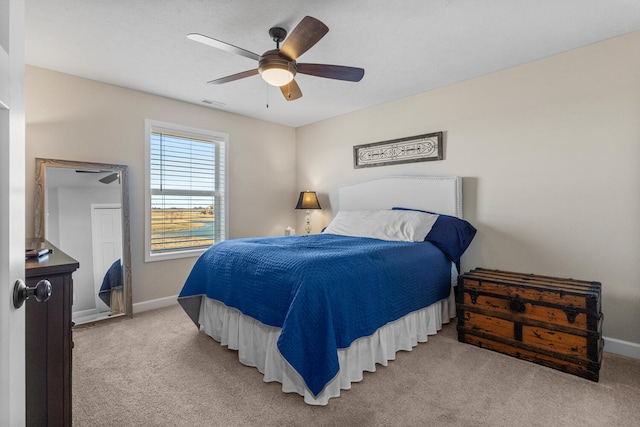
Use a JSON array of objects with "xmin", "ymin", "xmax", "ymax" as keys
[{"xmin": 339, "ymin": 176, "xmax": 462, "ymax": 218}]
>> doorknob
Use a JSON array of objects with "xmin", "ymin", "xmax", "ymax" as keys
[{"xmin": 13, "ymin": 279, "xmax": 52, "ymax": 309}]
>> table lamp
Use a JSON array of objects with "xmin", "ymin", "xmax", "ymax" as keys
[{"xmin": 295, "ymin": 191, "xmax": 321, "ymax": 234}]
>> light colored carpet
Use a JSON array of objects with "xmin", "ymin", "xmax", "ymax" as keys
[{"xmin": 72, "ymin": 304, "xmax": 640, "ymax": 426}]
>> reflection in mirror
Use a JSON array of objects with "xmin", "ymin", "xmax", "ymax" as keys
[{"xmin": 35, "ymin": 158, "xmax": 132, "ymax": 324}]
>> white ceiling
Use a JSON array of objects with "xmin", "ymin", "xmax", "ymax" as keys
[{"xmin": 25, "ymin": 1, "xmax": 640, "ymax": 128}]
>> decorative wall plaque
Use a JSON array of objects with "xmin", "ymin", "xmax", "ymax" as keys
[{"xmin": 353, "ymin": 132, "xmax": 443, "ymax": 169}]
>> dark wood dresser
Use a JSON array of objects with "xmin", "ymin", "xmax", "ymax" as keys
[
  {"xmin": 25, "ymin": 239, "xmax": 79, "ymax": 427},
  {"xmin": 456, "ymin": 268, "xmax": 603, "ymax": 381}
]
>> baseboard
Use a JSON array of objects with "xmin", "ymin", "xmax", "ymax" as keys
[
  {"xmin": 72, "ymin": 307, "xmax": 99, "ymax": 318},
  {"xmin": 133, "ymin": 294, "xmax": 179, "ymax": 314},
  {"xmin": 603, "ymin": 336, "xmax": 640, "ymax": 359}
]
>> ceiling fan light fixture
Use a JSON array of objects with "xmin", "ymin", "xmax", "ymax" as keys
[
  {"xmin": 259, "ymin": 50, "xmax": 296, "ymax": 87},
  {"xmin": 261, "ymin": 67, "xmax": 294, "ymax": 86}
]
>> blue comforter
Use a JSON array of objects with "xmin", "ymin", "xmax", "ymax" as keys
[{"xmin": 178, "ymin": 233, "xmax": 451, "ymax": 396}]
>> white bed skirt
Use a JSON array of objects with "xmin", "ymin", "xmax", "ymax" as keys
[{"xmin": 198, "ymin": 287, "xmax": 456, "ymax": 405}]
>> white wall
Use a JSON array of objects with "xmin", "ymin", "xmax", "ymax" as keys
[
  {"xmin": 25, "ymin": 66, "xmax": 297, "ymax": 304},
  {"xmin": 296, "ymin": 31, "xmax": 640, "ymax": 345}
]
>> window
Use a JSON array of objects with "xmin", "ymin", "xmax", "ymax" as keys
[{"xmin": 145, "ymin": 119, "xmax": 228, "ymax": 262}]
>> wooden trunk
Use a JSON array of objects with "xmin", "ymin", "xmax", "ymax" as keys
[{"xmin": 456, "ymin": 268, "xmax": 603, "ymax": 381}]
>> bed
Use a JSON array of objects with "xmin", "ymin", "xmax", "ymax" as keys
[
  {"xmin": 178, "ymin": 175, "xmax": 476, "ymax": 405},
  {"xmin": 99, "ymin": 258, "xmax": 125, "ymax": 314}
]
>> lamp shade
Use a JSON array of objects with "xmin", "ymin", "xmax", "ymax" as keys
[{"xmin": 295, "ymin": 191, "xmax": 321, "ymax": 210}]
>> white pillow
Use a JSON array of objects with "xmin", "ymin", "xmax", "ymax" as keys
[{"xmin": 322, "ymin": 210, "xmax": 438, "ymax": 242}]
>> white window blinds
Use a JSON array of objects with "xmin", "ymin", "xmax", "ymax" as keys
[{"xmin": 145, "ymin": 120, "xmax": 227, "ymax": 261}]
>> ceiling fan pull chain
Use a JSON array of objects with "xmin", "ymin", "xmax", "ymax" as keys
[{"xmin": 266, "ymin": 83, "xmax": 269, "ymax": 109}]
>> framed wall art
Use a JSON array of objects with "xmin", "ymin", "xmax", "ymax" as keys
[{"xmin": 353, "ymin": 131, "xmax": 443, "ymax": 169}]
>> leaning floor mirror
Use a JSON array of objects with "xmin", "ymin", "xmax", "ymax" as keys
[{"xmin": 34, "ymin": 158, "xmax": 132, "ymax": 324}]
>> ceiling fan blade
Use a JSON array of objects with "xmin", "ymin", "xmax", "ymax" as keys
[
  {"xmin": 280, "ymin": 16, "xmax": 329, "ymax": 60},
  {"xmin": 187, "ymin": 33, "xmax": 261, "ymax": 62},
  {"xmin": 208, "ymin": 69, "xmax": 259, "ymax": 84},
  {"xmin": 280, "ymin": 79, "xmax": 302, "ymax": 101},
  {"xmin": 99, "ymin": 173, "xmax": 120, "ymax": 184},
  {"xmin": 297, "ymin": 63, "xmax": 365, "ymax": 82}
]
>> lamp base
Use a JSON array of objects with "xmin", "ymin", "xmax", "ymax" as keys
[{"xmin": 304, "ymin": 210, "xmax": 311, "ymax": 234}]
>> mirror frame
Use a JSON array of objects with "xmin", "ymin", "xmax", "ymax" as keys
[{"xmin": 34, "ymin": 158, "xmax": 133, "ymax": 318}]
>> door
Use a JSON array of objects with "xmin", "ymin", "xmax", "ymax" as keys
[{"xmin": 0, "ymin": 0, "xmax": 26, "ymax": 424}]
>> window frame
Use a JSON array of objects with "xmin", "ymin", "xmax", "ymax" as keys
[{"xmin": 144, "ymin": 119, "xmax": 229, "ymax": 262}]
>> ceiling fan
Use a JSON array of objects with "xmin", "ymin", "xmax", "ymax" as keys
[
  {"xmin": 75, "ymin": 170, "xmax": 120, "ymax": 184},
  {"xmin": 187, "ymin": 16, "xmax": 365, "ymax": 101}
]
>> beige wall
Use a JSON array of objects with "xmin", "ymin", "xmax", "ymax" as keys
[
  {"xmin": 25, "ymin": 66, "xmax": 297, "ymax": 303},
  {"xmin": 296, "ymin": 31, "xmax": 640, "ymax": 344},
  {"xmin": 24, "ymin": 31, "xmax": 640, "ymax": 345}
]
